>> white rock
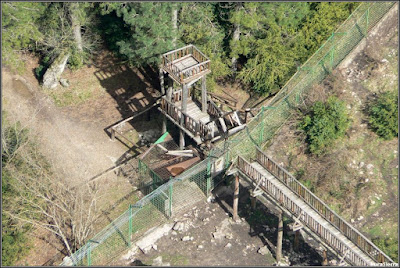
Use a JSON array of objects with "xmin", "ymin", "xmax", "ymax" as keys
[
  {"xmin": 258, "ymin": 246, "xmax": 271, "ymax": 256},
  {"xmin": 371, "ymin": 200, "xmax": 376, "ymax": 205},
  {"xmin": 182, "ymin": 236, "xmax": 193, "ymax": 241},
  {"xmin": 152, "ymin": 244, "xmax": 158, "ymax": 251},
  {"xmin": 198, "ymin": 245, "xmax": 204, "ymax": 249},
  {"xmin": 225, "ymin": 243, "xmax": 232, "ymax": 248},
  {"xmin": 203, "ymin": 218, "xmax": 210, "ymax": 222},
  {"xmin": 357, "ymin": 216, "xmax": 364, "ymax": 221},
  {"xmin": 365, "ymin": 178, "xmax": 369, "ymax": 182},
  {"xmin": 382, "ymin": 202, "xmax": 386, "ymax": 206},
  {"xmin": 171, "ymin": 231, "xmax": 177, "ymax": 236},
  {"xmin": 351, "ymin": 219, "xmax": 355, "ymax": 223},
  {"xmin": 359, "ymin": 162, "xmax": 365, "ymax": 168},
  {"xmin": 367, "ymin": 164, "xmax": 374, "ymax": 170}
]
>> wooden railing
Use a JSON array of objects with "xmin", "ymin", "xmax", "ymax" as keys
[
  {"xmin": 207, "ymin": 97, "xmax": 223, "ymax": 117},
  {"xmin": 237, "ymin": 156, "xmax": 374, "ymax": 266},
  {"xmin": 161, "ymin": 97, "xmax": 210, "ymax": 139},
  {"xmin": 253, "ymin": 148, "xmax": 394, "ymax": 265},
  {"xmin": 162, "ymin": 44, "xmax": 211, "ymax": 83}
]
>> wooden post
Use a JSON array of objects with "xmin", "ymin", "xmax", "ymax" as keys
[
  {"xmin": 201, "ymin": 76, "xmax": 207, "ymax": 112},
  {"xmin": 160, "ymin": 69, "xmax": 166, "ymax": 133},
  {"xmin": 294, "ymin": 230, "xmax": 300, "ymax": 252},
  {"xmin": 250, "ymin": 195, "xmax": 256, "ymax": 210},
  {"xmin": 159, "ymin": 68, "xmax": 165, "ymax": 95},
  {"xmin": 233, "ymin": 175, "xmax": 239, "ymax": 221},
  {"xmin": 245, "ymin": 108, "xmax": 250, "ymax": 123},
  {"xmin": 276, "ymin": 210, "xmax": 283, "ymax": 263},
  {"xmin": 322, "ymin": 250, "xmax": 328, "ymax": 266},
  {"xmin": 167, "ymin": 77, "xmax": 173, "ymax": 102},
  {"xmin": 180, "ymin": 84, "xmax": 188, "ymax": 149}
]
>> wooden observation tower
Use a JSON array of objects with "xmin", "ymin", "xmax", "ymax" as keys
[{"xmin": 159, "ymin": 44, "xmax": 245, "ymax": 149}]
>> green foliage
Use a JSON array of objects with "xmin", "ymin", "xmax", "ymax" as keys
[
  {"xmin": 101, "ymin": 2, "xmax": 176, "ymax": 67},
  {"xmin": 1, "ymin": 116, "xmax": 32, "ymax": 265},
  {"xmin": 300, "ymin": 96, "xmax": 350, "ymax": 155},
  {"xmin": 368, "ymin": 91, "xmax": 398, "ymax": 140},
  {"xmin": 373, "ymin": 237, "xmax": 398, "ymax": 262},
  {"xmin": 1, "ymin": 2, "xmax": 46, "ymax": 71},
  {"xmin": 179, "ymin": 2, "xmax": 230, "ymax": 89}
]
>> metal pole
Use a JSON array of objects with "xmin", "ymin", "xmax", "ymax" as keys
[
  {"xmin": 233, "ymin": 175, "xmax": 240, "ymax": 221},
  {"xmin": 87, "ymin": 240, "xmax": 92, "ymax": 266},
  {"xmin": 128, "ymin": 204, "xmax": 133, "ymax": 247},
  {"xmin": 169, "ymin": 182, "xmax": 173, "ymax": 217}
]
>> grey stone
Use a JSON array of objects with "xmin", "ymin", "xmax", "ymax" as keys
[
  {"xmin": 258, "ymin": 246, "xmax": 271, "ymax": 256},
  {"xmin": 60, "ymin": 78, "xmax": 70, "ymax": 87},
  {"xmin": 182, "ymin": 236, "xmax": 193, "ymax": 242}
]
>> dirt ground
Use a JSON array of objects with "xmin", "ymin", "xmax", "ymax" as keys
[{"xmin": 114, "ymin": 182, "xmax": 330, "ymax": 267}]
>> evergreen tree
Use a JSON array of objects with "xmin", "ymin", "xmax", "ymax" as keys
[
  {"xmin": 101, "ymin": 2, "xmax": 177, "ymax": 67},
  {"xmin": 1, "ymin": 2, "xmax": 46, "ymax": 70}
]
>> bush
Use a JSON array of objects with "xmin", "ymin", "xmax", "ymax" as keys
[
  {"xmin": 299, "ymin": 96, "xmax": 350, "ymax": 155},
  {"xmin": 368, "ymin": 91, "xmax": 398, "ymax": 140}
]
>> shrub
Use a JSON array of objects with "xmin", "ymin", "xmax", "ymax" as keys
[
  {"xmin": 300, "ymin": 96, "xmax": 350, "ymax": 155},
  {"xmin": 368, "ymin": 91, "xmax": 398, "ymax": 140}
]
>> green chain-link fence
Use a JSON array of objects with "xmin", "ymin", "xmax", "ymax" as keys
[{"xmin": 61, "ymin": 2, "xmax": 395, "ymax": 265}]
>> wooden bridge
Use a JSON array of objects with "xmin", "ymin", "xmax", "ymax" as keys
[{"xmin": 233, "ymin": 147, "xmax": 394, "ymax": 266}]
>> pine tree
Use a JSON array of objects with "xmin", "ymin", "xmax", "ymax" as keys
[{"xmin": 101, "ymin": 2, "xmax": 177, "ymax": 67}]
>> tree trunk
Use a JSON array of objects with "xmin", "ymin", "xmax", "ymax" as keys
[
  {"xmin": 69, "ymin": 3, "xmax": 83, "ymax": 52},
  {"xmin": 42, "ymin": 53, "xmax": 70, "ymax": 89},
  {"xmin": 231, "ymin": 3, "xmax": 242, "ymax": 73},
  {"xmin": 172, "ymin": 4, "xmax": 178, "ymax": 48}
]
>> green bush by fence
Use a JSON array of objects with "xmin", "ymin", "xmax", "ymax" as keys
[{"xmin": 61, "ymin": 2, "xmax": 395, "ymax": 266}]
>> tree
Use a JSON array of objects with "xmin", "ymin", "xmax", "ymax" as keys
[
  {"xmin": 37, "ymin": 2, "xmax": 101, "ymax": 88},
  {"xmin": 2, "ymin": 117, "xmax": 99, "ymax": 257},
  {"xmin": 100, "ymin": 2, "xmax": 177, "ymax": 67},
  {"xmin": 1, "ymin": 2, "xmax": 46, "ymax": 71},
  {"xmin": 299, "ymin": 96, "xmax": 350, "ymax": 155},
  {"xmin": 179, "ymin": 2, "xmax": 230, "ymax": 87},
  {"xmin": 236, "ymin": 2, "xmax": 310, "ymax": 94},
  {"xmin": 368, "ymin": 90, "xmax": 398, "ymax": 140}
]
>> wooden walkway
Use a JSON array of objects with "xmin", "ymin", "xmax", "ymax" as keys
[{"xmin": 236, "ymin": 148, "xmax": 394, "ymax": 266}]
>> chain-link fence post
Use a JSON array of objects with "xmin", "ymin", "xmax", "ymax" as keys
[
  {"xmin": 87, "ymin": 240, "xmax": 92, "ymax": 266},
  {"xmin": 128, "ymin": 204, "xmax": 133, "ymax": 247},
  {"xmin": 168, "ymin": 181, "xmax": 173, "ymax": 217},
  {"xmin": 330, "ymin": 33, "xmax": 335, "ymax": 70}
]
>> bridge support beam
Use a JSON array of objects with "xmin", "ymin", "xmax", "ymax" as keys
[
  {"xmin": 201, "ymin": 76, "xmax": 207, "ymax": 113},
  {"xmin": 233, "ymin": 175, "xmax": 240, "ymax": 221},
  {"xmin": 276, "ymin": 210, "xmax": 283, "ymax": 263},
  {"xmin": 294, "ymin": 230, "xmax": 300, "ymax": 252},
  {"xmin": 160, "ymin": 69, "xmax": 167, "ymax": 134},
  {"xmin": 322, "ymin": 249, "xmax": 328, "ymax": 266},
  {"xmin": 180, "ymin": 84, "xmax": 188, "ymax": 149}
]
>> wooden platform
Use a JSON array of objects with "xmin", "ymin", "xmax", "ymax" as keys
[{"xmin": 172, "ymin": 55, "xmax": 199, "ymax": 72}]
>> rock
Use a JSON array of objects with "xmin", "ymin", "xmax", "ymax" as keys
[
  {"xmin": 357, "ymin": 216, "xmax": 364, "ymax": 221},
  {"xmin": 212, "ymin": 232, "xmax": 225, "ymax": 241},
  {"xmin": 225, "ymin": 233, "xmax": 233, "ymax": 240},
  {"xmin": 359, "ymin": 162, "xmax": 365, "ymax": 168},
  {"xmin": 152, "ymin": 256, "xmax": 170, "ymax": 266},
  {"xmin": 62, "ymin": 256, "xmax": 73, "ymax": 266},
  {"xmin": 365, "ymin": 178, "xmax": 369, "ymax": 183},
  {"xmin": 198, "ymin": 245, "xmax": 204, "ymax": 249},
  {"xmin": 152, "ymin": 244, "xmax": 158, "ymax": 251},
  {"xmin": 225, "ymin": 243, "xmax": 232, "ymax": 248},
  {"xmin": 59, "ymin": 78, "xmax": 70, "ymax": 87},
  {"xmin": 203, "ymin": 217, "xmax": 210, "ymax": 222},
  {"xmin": 182, "ymin": 236, "xmax": 193, "ymax": 241},
  {"xmin": 258, "ymin": 246, "xmax": 271, "ymax": 256},
  {"xmin": 351, "ymin": 219, "xmax": 355, "ymax": 223},
  {"xmin": 382, "ymin": 202, "xmax": 386, "ymax": 206},
  {"xmin": 367, "ymin": 164, "xmax": 374, "ymax": 170},
  {"xmin": 42, "ymin": 53, "xmax": 70, "ymax": 89},
  {"xmin": 371, "ymin": 200, "xmax": 375, "ymax": 205},
  {"xmin": 173, "ymin": 222, "xmax": 185, "ymax": 232},
  {"xmin": 171, "ymin": 231, "xmax": 177, "ymax": 236},
  {"xmin": 136, "ymin": 223, "xmax": 173, "ymax": 254}
]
